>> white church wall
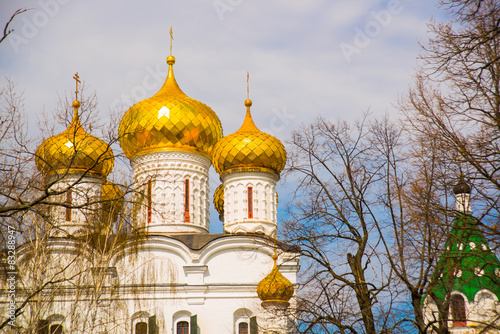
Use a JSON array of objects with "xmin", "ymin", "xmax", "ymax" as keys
[{"xmin": 131, "ymin": 151, "xmax": 211, "ymax": 233}]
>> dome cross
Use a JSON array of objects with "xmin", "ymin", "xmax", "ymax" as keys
[{"xmin": 73, "ymin": 72, "xmax": 81, "ymax": 102}]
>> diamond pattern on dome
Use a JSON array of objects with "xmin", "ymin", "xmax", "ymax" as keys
[
  {"xmin": 257, "ymin": 257, "xmax": 294, "ymax": 304},
  {"xmin": 36, "ymin": 109, "xmax": 114, "ymax": 177},
  {"xmin": 213, "ymin": 184, "xmax": 224, "ymax": 216},
  {"xmin": 212, "ymin": 108, "xmax": 286, "ymax": 175},
  {"xmin": 119, "ymin": 64, "xmax": 223, "ymax": 160}
]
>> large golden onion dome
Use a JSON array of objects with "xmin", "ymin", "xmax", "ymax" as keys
[
  {"xmin": 212, "ymin": 99, "xmax": 286, "ymax": 176},
  {"xmin": 119, "ymin": 55, "xmax": 223, "ymax": 160},
  {"xmin": 35, "ymin": 101, "xmax": 114, "ymax": 178},
  {"xmin": 257, "ymin": 254, "xmax": 294, "ymax": 305}
]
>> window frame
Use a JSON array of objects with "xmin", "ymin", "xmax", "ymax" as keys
[
  {"xmin": 238, "ymin": 321, "xmax": 249, "ymax": 334},
  {"xmin": 247, "ymin": 186, "xmax": 253, "ymax": 219},
  {"xmin": 450, "ymin": 294, "xmax": 467, "ymax": 327},
  {"xmin": 176, "ymin": 320, "xmax": 189, "ymax": 334},
  {"xmin": 184, "ymin": 179, "xmax": 190, "ymax": 223},
  {"xmin": 135, "ymin": 321, "xmax": 148, "ymax": 334},
  {"xmin": 65, "ymin": 189, "xmax": 72, "ymax": 221},
  {"xmin": 147, "ymin": 179, "xmax": 152, "ymax": 223},
  {"xmin": 49, "ymin": 324, "xmax": 63, "ymax": 334}
]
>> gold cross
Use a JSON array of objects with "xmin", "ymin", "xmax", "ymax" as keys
[
  {"xmin": 73, "ymin": 72, "xmax": 81, "ymax": 101},
  {"xmin": 169, "ymin": 27, "xmax": 174, "ymax": 56},
  {"xmin": 247, "ymin": 72, "xmax": 250, "ymax": 99}
]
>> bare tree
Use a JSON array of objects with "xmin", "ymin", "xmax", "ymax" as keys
[
  {"xmin": 400, "ymin": 0, "xmax": 500, "ymax": 226},
  {"xmin": 282, "ymin": 113, "xmax": 492, "ymax": 334},
  {"xmin": 0, "ymin": 9, "xmax": 30, "ymax": 46},
  {"xmin": 0, "ymin": 79, "xmax": 149, "ymax": 333},
  {"xmin": 283, "ymin": 115, "xmax": 403, "ymax": 334},
  {"xmin": 392, "ymin": 1, "xmax": 500, "ymax": 331},
  {"xmin": 371, "ymin": 119, "xmax": 457, "ymax": 334}
]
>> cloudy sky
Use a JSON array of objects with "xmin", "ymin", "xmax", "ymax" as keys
[{"xmin": 0, "ymin": 0, "xmax": 446, "ymax": 232}]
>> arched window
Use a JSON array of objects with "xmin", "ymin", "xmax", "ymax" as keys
[
  {"xmin": 177, "ymin": 321, "xmax": 189, "ymax": 334},
  {"xmin": 50, "ymin": 324, "xmax": 63, "ymax": 334},
  {"xmin": 238, "ymin": 322, "xmax": 249, "ymax": 334},
  {"xmin": 247, "ymin": 187, "xmax": 253, "ymax": 219},
  {"xmin": 184, "ymin": 179, "xmax": 190, "ymax": 223},
  {"xmin": 65, "ymin": 190, "xmax": 72, "ymax": 221},
  {"xmin": 451, "ymin": 294, "xmax": 467, "ymax": 327},
  {"xmin": 147, "ymin": 180, "xmax": 152, "ymax": 224},
  {"xmin": 135, "ymin": 321, "xmax": 147, "ymax": 334}
]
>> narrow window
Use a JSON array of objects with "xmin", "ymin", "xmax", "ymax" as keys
[
  {"xmin": 177, "ymin": 321, "xmax": 189, "ymax": 334},
  {"xmin": 184, "ymin": 179, "xmax": 190, "ymax": 223},
  {"xmin": 135, "ymin": 322, "xmax": 147, "ymax": 334},
  {"xmin": 451, "ymin": 294, "xmax": 467, "ymax": 327},
  {"xmin": 50, "ymin": 324, "xmax": 63, "ymax": 334},
  {"xmin": 65, "ymin": 190, "xmax": 72, "ymax": 221},
  {"xmin": 147, "ymin": 180, "xmax": 152, "ymax": 224},
  {"xmin": 37, "ymin": 320, "xmax": 49, "ymax": 334},
  {"xmin": 248, "ymin": 187, "xmax": 253, "ymax": 219},
  {"xmin": 239, "ymin": 322, "xmax": 249, "ymax": 334}
]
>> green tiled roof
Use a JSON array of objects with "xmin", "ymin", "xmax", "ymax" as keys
[{"xmin": 432, "ymin": 214, "xmax": 500, "ymax": 301}]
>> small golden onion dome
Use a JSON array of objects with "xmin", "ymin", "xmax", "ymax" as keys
[
  {"xmin": 212, "ymin": 99, "xmax": 286, "ymax": 176},
  {"xmin": 118, "ymin": 56, "xmax": 223, "ymax": 160},
  {"xmin": 213, "ymin": 184, "xmax": 224, "ymax": 220},
  {"xmin": 102, "ymin": 180, "xmax": 124, "ymax": 224},
  {"xmin": 257, "ymin": 254, "xmax": 294, "ymax": 305},
  {"xmin": 35, "ymin": 103, "xmax": 114, "ymax": 177}
]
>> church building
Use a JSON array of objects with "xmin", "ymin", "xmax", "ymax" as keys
[
  {"xmin": 7, "ymin": 49, "xmax": 300, "ymax": 334},
  {"xmin": 424, "ymin": 177, "xmax": 500, "ymax": 333}
]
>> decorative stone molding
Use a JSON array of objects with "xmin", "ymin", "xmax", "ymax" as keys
[
  {"xmin": 47, "ymin": 174, "xmax": 106, "ymax": 236},
  {"xmin": 221, "ymin": 171, "xmax": 279, "ymax": 237},
  {"xmin": 131, "ymin": 151, "xmax": 211, "ymax": 233}
]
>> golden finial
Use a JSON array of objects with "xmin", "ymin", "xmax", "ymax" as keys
[
  {"xmin": 89, "ymin": 122, "xmax": 92, "ymax": 134},
  {"xmin": 166, "ymin": 27, "xmax": 175, "ymax": 65},
  {"xmin": 458, "ymin": 154, "xmax": 463, "ymax": 177},
  {"xmin": 169, "ymin": 26, "xmax": 174, "ymax": 56},
  {"xmin": 245, "ymin": 72, "xmax": 252, "ymax": 107},
  {"xmin": 72, "ymin": 72, "xmax": 81, "ymax": 108}
]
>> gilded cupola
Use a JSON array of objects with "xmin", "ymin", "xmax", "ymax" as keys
[
  {"xmin": 257, "ymin": 254, "xmax": 294, "ymax": 305},
  {"xmin": 36, "ymin": 98, "xmax": 114, "ymax": 178},
  {"xmin": 101, "ymin": 180, "xmax": 124, "ymax": 225},
  {"xmin": 212, "ymin": 99, "xmax": 286, "ymax": 176},
  {"xmin": 213, "ymin": 183, "xmax": 224, "ymax": 220},
  {"xmin": 118, "ymin": 54, "xmax": 223, "ymax": 160}
]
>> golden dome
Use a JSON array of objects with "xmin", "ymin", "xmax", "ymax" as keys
[
  {"xmin": 257, "ymin": 254, "xmax": 294, "ymax": 305},
  {"xmin": 213, "ymin": 183, "xmax": 224, "ymax": 220},
  {"xmin": 118, "ymin": 56, "xmax": 223, "ymax": 160},
  {"xmin": 102, "ymin": 181, "xmax": 124, "ymax": 224},
  {"xmin": 212, "ymin": 99, "xmax": 286, "ymax": 176},
  {"xmin": 35, "ymin": 103, "xmax": 114, "ymax": 177}
]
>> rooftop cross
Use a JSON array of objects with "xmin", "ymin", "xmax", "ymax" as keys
[
  {"xmin": 73, "ymin": 72, "xmax": 81, "ymax": 101},
  {"xmin": 169, "ymin": 26, "xmax": 174, "ymax": 56}
]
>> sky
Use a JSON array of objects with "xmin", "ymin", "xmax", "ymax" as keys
[{"xmin": 0, "ymin": 0, "xmax": 446, "ymax": 233}]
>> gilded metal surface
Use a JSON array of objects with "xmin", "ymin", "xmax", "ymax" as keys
[
  {"xmin": 35, "ymin": 106, "xmax": 114, "ymax": 177},
  {"xmin": 102, "ymin": 180, "xmax": 124, "ymax": 224},
  {"xmin": 212, "ymin": 102, "xmax": 286, "ymax": 176},
  {"xmin": 119, "ymin": 56, "xmax": 223, "ymax": 160},
  {"xmin": 257, "ymin": 255, "xmax": 294, "ymax": 304},
  {"xmin": 213, "ymin": 183, "xmax": 224, "ymax": 216}
]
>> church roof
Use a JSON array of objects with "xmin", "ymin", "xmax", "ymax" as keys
[
  {"xmin": 212, "ymin": 99, "xmax": 287, "ymax": 176},
  {"xmin": 432, "ymin": 213, "xmax": 500, "ymax": 301},
  {"xmin": 118, "ymin": 55, "xmax": 223, "ymax": 160},
  {"xmin": 166, "ymin": 233, "xmax": 300, "ymax": 252}
]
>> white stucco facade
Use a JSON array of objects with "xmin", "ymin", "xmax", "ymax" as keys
[
  {"xmin": 131, "ymin": 151, "xmax": 212, "ymax": 234},
  {"xmin": 221, "ymin": 171, "xmax": 279, "ymax": 237},
  {"xmin": 9, "ymin": 231, "xmax": 299, "ymax": 333}
]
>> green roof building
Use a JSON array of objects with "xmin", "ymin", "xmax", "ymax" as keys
[{"xmin": 425, "ymin": 177, "xmax": 500, "ymax": 332}]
